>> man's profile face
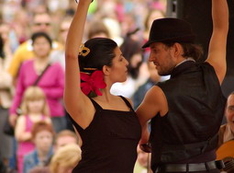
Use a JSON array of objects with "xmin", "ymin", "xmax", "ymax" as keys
[{"xmin": 148, "ymin": 42, "xmax": 176, "ymax": 76}]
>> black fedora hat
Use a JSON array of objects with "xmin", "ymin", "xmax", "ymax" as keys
[{"xmin": 142, "ymin": 18, "xmax": 196, "ymax": 48}]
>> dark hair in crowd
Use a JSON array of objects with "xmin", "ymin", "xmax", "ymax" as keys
[
  {"xmin": 0, "ymin": 34, "xmax": 4, "ymax": 58},
  {"xmin": 120, "ymin": 36, "xmax": 143, "ymax": 79},
  {"xmin": 163, "ymin": 42, "xmax": 204, "ymax": 61},
  {"xmin": 31, "ymin": 32, "xmax": 53, "ymax": 48},
  {"xmin": 78, "ymin": 38, "xmax": 118, "ymax": 73}
]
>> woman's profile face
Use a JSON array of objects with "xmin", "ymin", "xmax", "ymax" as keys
[
  {"xmin": 33, "ymin": 36, "xmax": 51, "ymax": 58},
  {"xmin": 107, "ymin": 47, "xmax": 129, "ymax": 83}
]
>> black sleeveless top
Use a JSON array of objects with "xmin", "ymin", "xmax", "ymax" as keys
[
  {"xmin": 150, "ymin": 61, "xmax": 226, "ymax": 171},
  {"xmin": 68, "ymin": 96, "xmax": 141, "ymax": 173}
]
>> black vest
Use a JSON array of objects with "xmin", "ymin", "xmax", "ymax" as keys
[{"xmin": 150, "ymin": 61, "xmax": 226, "ymax": 170}]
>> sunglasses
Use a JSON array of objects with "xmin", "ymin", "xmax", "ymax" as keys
[
  {"xmin": 60, "ymin": 28, "xmax": 69, "ymax": 32},
  {"xmin": 34, "ymin": 23, "xmax": 51, "ymax": 26}
]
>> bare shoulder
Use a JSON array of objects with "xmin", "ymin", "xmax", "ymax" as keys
[
  {"xmin": 68, "ymin": 97, "xmax": 96, "ymax": 129},
  {"xmin": 145, "ymin": 85, "xmax": 166, "ymax": 104},
  {"xmin": 137, "ymin": 85, "xmax": 168, "ymax": 119}
]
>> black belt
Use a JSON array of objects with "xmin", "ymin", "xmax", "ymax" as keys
[{"xmin": 155, "ymin": 160, "xmax": 224, "ymax": 172}]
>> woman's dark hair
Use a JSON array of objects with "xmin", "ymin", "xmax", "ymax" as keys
[
  {"xmin": 31, "ymin": 32, "xmax": 52, "ymax": 48},
  {"xmin": 164, "ymin": 42, "xmax": 204, "ymax": 61},
  {"xmin": 78, "ymin": 38, "xmax": 117, "ymax": 73}
]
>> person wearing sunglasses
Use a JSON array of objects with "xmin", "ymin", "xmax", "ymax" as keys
[{"xmin": 8, "ymin": 11, "xmax": 63, "ymax": 86}]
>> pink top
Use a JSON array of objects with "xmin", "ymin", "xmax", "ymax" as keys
[
  {"xmin": 17, "ymin": 115, "xmax": 45, "ymax": 173},
  {"xmin": 17, "ymin": 115, "xmax": 46, "ymax": 155},
  {"xmin": 10, "ymin": 59, "xmax": 65, "ymax": 117}
]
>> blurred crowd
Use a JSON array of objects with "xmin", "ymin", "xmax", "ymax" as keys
[{"xmin": 0, "ymin": 0, "xmax": 167, "ymax": 172}]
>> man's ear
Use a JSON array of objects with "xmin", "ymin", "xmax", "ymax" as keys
[{"xmin": 173, "ymin": 43, "xmax": 183, "ymax": 57}]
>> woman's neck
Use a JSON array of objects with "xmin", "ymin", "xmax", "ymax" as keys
[{"xmin": 34, "ymin": 58, "xmax": 50, "ymax": 74}]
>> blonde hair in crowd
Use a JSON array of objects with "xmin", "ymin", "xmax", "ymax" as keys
[
  {"xmin": 20, "ymin": 86, "xmax": 50, "ymax": 116},
  {"xmin": 49, "ymin": 143, "xmax": 82, "ymax": 173}
]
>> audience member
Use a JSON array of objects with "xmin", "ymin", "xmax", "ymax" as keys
[
  {"xmin": 0, "ymin": 22, "xmax": 19, "ymax": 52},
  {"xmin": 8, "ymin": 11, "xmax": 63, "ymax": 83},
  {"xmin": 53, "ymin": 129, "xmax": 79, "ymax": 151},
  {"xmin": 217, "ymin": 92, "xmax": 234, "ymax": 148},
  {"xmin": 11, "ymin": 8, "xmax": 31, "ymax": 44},
  {"xmin": 142, "ymin": 8, "xmax": 165, "ymax": 61},
  {"xmin": 9, "ymin": 32, "xmax": 65, "ymax": 133},
  {"xmin": 111, "ymin": 35, "xmax": 148, "ymax": 99},
  {"xmin": 14, "ymin": 86, "xmax": 51, "ymax": 173},
  {"xmin": 0, "ymin": 25, "xmax": 14, "ymax": 172},
  {"xmin": 23, "ymin": 121, "xmax": 54, "ymax": 173},
  {"xmin": 86, "ymin": 19, "xmax": 110, "ymax": 39},
  {"xmin": 50, "ymin": 16, "xmax": 73, "ymax": 70},
  {"xmin": 216, "ymin": 92, "xmax": 234, "ymax": 172},
  {"xmin": 49, "ymin": 143, "xmax": 81, "ymax": 173},
  {"xmin": 133, "ymin": 62, "xmax": 160, "ymax": 109},
  {"xmin": 102, "ymin": 17, "xmax": 124, "ymax": 46},
  {"xmin": 44, "ymin": 129, "xmax": 79, "ymax": 168}
]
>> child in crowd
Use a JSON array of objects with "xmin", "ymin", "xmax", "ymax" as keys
[
  {"xmin": 49, "ymin": 143, "xmax": 81, "ymax": 173},
  {"xmin": 23, "ymin": 121, "xmax": 54, "ymax": 173},
  {"xmin": 14, "ymin": 86, "xmax": 51, "ymax": 173},
  {"xmin": 53, "ymin": 129, "xmax": 79, "ymax": 151}
]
